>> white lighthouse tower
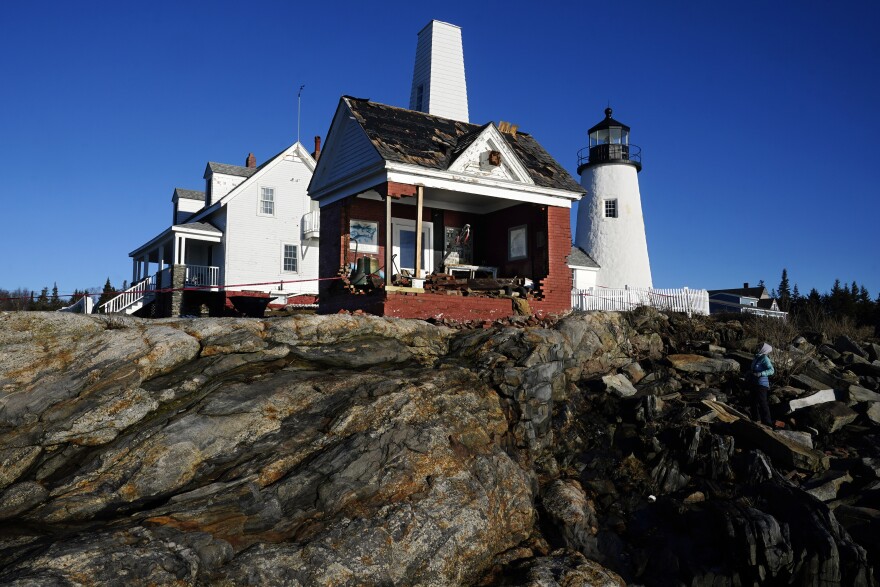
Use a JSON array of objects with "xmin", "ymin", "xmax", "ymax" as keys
[{"xmin": 575, "ymin": 108, "xmax": 652, "ymax": 289}]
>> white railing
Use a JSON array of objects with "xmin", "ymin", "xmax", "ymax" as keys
[
  {"xmin": 742, "ymin": 306, "xmax": 788, "ymax": 319},
  {"xmin": 100, "ymin": 276, "xmax": 155, "ymax": 314},
  {"xmin": 302, "ymin": 210, "xmax": 320, "ymax": 239},
  {"xmin": 709, "ymin": 298, "xmax": 788, "ymax": 319},
  {"xmin": 572, "ymin": 287, "xmax": 710, "ymax": 316},
  {"xmin": 185, "ymin": 265, "xmax": 220, "ymax": 288},
  {"xmin": 58, "ymin": 295, "xmax": 94, "ymax": 314}
]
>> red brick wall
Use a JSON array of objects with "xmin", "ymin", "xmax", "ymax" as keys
[
  {"xmin": 482, "ymin": 204, "xmax": 547, "ymax": 277},
  {"xmin": 384, "ymin": 292, "xmax": 514, "ymax": 321},
  {"xmin": 319, "ymin": 289, "xmax": 387, "ymax": 315},
  {"xmin": 318, "ymin": 200, "xmax": 344, "ymax": 297},
  {"xmin": 532, "ymin": 205, "xmax": 572, "ymax": 313}
]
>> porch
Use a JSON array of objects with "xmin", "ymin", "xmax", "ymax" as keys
[
  {"xmin": 319, "ymin": 181, "xmax": 575, "ymax": 318},
  {"xmin": 128, "ymin": 222, "xmax": 223, "ymax": 288},
  {"xmin": 101, "ymin": 222, "xmax": 224, "ymax": 315}
]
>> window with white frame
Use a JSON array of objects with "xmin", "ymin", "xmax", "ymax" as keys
[
  {"xmin": 260, "ymin": 187, "xmax": 275, "ymax": 216},
  {"xmin": 604, "ymin": 198, "xmax": 618, "ymax": 218},
  {"xmin": 282, "ymin": 244, "xmax": 297, "ymax": 272}
]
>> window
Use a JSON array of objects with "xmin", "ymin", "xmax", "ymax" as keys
[
  {"xmin": 415, "ymin": 84, "xmax": 424, "ymax": 111},
  {"xmin": 260, "ymin": 187, "xmax": 275, "ymax": 216},
  {"xmin": 604, "ymin": 199, "xmax": 618, "ymax": 218},
  {"xmin": 283, "ymin": 244, "xmax": 297, "ymax": 272},
  {"xmin": 349, "ymin": 219, "xmax": 379, "ymax": 253},
  {"xmin": 508, "ymin": 225, "xmax": 527, "ymax": 260}
]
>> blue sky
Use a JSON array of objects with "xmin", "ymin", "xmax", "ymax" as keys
[{"xmin": 1, "ymin": 1, "xmax": 878, "ymax": 297}]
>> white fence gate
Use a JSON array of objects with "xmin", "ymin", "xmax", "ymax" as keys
[{"xmin": 571, "ymin": 287, "xmax": 710, "ymax": 316}]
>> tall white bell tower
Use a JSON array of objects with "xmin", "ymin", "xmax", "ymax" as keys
[
  {"xmin": 409, "ymin": 20, "xmax": 469, "ymax": 123},
  {"xmin": 575, "ymin": 108, "xmax": 652, "ymax": 289}
]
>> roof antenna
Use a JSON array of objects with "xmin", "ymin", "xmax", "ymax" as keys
[{"xmin": 297, "ymin": 85, "xmax": 305, "ymax": 144}]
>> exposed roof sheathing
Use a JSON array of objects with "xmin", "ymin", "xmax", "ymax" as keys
[{"xmin": 344, "ymin": 97, "xmax": 582, "ymax": 192}]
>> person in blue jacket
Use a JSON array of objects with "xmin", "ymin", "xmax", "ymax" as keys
[{"xmin": 749, "ymin": 342, "xmax": 775, "ymax": 426}]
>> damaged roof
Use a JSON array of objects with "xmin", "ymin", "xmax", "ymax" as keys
[{"xmin": 344, "ymin": 97, "xmax": 582, "ymax": 192}]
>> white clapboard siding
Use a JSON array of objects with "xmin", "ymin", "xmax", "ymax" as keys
[
  {"xmin": 223, "ymin": 155, "xmax": 319, "ymax": 295},
  {"xmin": 312, "ymin": 110, "xmax": 382, "ymax": 193},
  {"xmin": 410, "ymin": 21, "xmax": 468, "ymax": 122}
]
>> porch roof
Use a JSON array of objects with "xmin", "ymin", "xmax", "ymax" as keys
[{"xmin": 129, "ymin": 221, "xmax": 223, "ymax": 258}]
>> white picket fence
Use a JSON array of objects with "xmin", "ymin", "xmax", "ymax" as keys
[{"xmin": 571, "ymin": 287, "xmax": 710, "ymax": 316}]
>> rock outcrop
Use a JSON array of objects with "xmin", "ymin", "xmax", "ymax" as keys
[{"xmin": 0, "ymin": 309, "xmax": 877, "ymax": 586}]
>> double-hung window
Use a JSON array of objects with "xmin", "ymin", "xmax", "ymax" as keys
[
  {"xmin": 604, "ymin": 198, "xmax": 618, "ymax": 218},
  {"xmin": 260, "ymin": 187, "xmax": 275, "ymax": 216},
  {"xmin": 282, "ymin": 244, "xmax": 297, "ymax": 272}
]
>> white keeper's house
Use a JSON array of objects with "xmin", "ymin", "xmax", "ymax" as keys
[{"xmin": 103, "ymin": 142, "xmax": 320, "ymax": 316}]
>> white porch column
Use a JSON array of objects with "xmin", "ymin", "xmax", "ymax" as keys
[
  {"xmin": 142, "ymin": 255, "xmax": 149, "ymax": 282},
  {"xmin": 415, "ymin": 185, "xmax": 424, "ymax": 278},
  {"xmin": 385, "ymin": 195, "xmax": 392, "ymax": 287},
  {"xmin": 132, "ymin": 258, "xmax": 138, "ymax": 283},
  {"xmin": 158, "ymin": 244, "xmax": 165, "ymax": 272},
  {"xmin": 174, "ymin": 235, "xmax": 187, "ymax": 265}
]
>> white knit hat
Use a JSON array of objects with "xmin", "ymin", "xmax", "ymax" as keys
[{"xmin": 759, "ymin": 343, "xmax": 773, "ymax": 355}]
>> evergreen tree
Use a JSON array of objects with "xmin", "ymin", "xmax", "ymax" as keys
[
  {"xmin": 50, "ymin": 282, "xmax": 62, "ymax": 310},
  {"xmin": 828, "ymin": 279, "xmax": 845, "ymax": 316},
  {"xmin": 777, "ymin": 269, "xmax": 791, "ymax": 311},
  {"xmin": 97, "ymin": 278, "xmax": 116, "ymax": 307},
  {"xmin": 757, "ymin": 279, "xmax": 766, "ymax": 290},
  {"xmin": 789, "ymin": 283, "xmax": 802, "ymax": 314},
  {"xmin": 855, "ymin": 285, "xmax": 873, "ymax": 326},
  {"xmin": 34, "ymin": 287, "xmax": 50, "ymax": 311}
]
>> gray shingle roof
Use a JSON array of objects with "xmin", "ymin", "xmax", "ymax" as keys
[
  {"xmin": 175, "ymin": 221, "xmax": 222, "ymax": 234},
  {"xmin": 567, "ymin": 245, "xmax": 599, "ymax": 268},
  {"xmin": 707, "ymin": 286, "xmax": 768, "ymax": 299},
  {"xmin": 173, "ymin": 188, "xmax": 205, "ymax": 201},
  {"xmin": 206, "ymin": 162, "xmax": 258, "ymax": 178},
  {"xmin": 344, "ymin": 97, "xmax": 583, "ymax": 193}
]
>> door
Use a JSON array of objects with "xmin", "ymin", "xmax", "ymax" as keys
[{"xmin": 392, "ymin": 219, "xmax": 433, "ymax": 277}]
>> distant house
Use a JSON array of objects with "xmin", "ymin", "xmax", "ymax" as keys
[
  {"xmin": 104, "ymin": 143, "xmax": 319, "ymax": 316},
  {"xmin": 708, "ymin": 283, "xmax": 787, "ymax": 318},
  {"xmin": 308, "ymin": 96, "xmax": 585, "ymax": 320}
]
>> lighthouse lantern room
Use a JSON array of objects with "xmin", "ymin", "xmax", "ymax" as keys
[{"xmin": 575, "ymin": 108, "xmax": 652, "ymax": 289}]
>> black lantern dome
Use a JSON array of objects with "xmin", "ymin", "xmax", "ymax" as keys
[{"xmin": 577, "ymin": 107, "xmax": 641, "ymax": 174}]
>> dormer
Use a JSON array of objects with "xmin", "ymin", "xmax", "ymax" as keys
[
  {"xmin": 171, "ymin": 188, "xmax": 205, "ymax": 224},
  {"xmin": 203, "ymin": 159, "xmax": 258, "ymax": 206}
]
